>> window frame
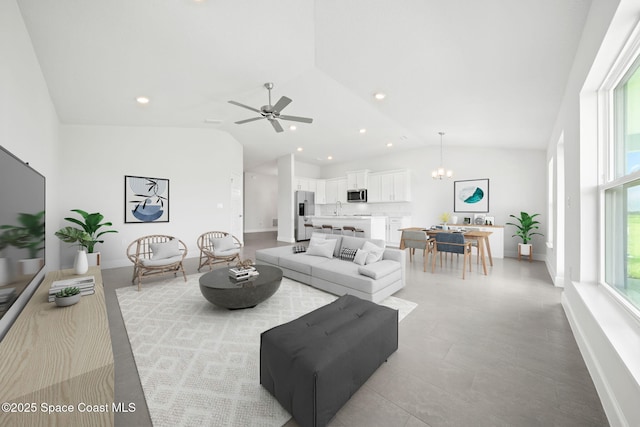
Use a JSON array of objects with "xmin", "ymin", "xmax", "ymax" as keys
[{"xmin": 598, "ymin": 21, "xmax": 640, "ymax": 318}]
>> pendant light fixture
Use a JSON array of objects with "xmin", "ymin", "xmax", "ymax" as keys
[{"xmin": 432, "ymin": 131, "xmax": 453, "ymax": 179}]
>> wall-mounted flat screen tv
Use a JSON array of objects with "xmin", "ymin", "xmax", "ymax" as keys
[{"xmin": 0, "ymin": 145, "xmax": 45, "ymax": 340}]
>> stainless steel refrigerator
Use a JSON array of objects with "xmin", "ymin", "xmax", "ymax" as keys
[{"xmin": 295, "ymin": 191, "xmax": 315, "ymax": 241}]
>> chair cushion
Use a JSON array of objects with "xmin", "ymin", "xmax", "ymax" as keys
[
  {"xmin": 141, "ymin": 254, "xmax": 183, "ymax": 267},
  {"xmin": 214, "ymin": 248, "xmax": 240, "ymax": 257},
  {"xmin": 358, "ymin": 260, "xmax": 400, "ymax": 280},
  {"xmin": 306, "ymin": 239, "xmax": 337, "ymax": 259},
  {"xmin": 435, "ymin": 233, "xmax": 466, "ymax": 254},
  {"xmin": 150, "ymin": 240, "xmax": 181, "ymax": 260},
  {"xmin": 211, "ymin": 235, "xmax": 236, "ymax": 252}
]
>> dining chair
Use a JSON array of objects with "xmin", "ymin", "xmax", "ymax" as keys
[
  {"xmin": 400, "ymin": 230, "xmax": 433, "ymax": 272},
  {"xmin": 432, "ymin": 232, "xmax": 472, "ymax": 279}
]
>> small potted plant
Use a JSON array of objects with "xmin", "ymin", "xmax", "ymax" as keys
[
  {"xmin": 54, "ymin": 286, "xmax": 81, "ymax": 307},
  {"xmin": 439, "ymin": 212, "xmax": 451, "ymax": 230},
  {"xmin": 506, "ymin": 211, "xmax": 543, "ymax": 260},
  {"xmin": 55, "ymin": 209, "xmax": 118, "ymax": 267}
]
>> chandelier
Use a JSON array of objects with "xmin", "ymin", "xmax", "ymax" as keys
[{"xmin": 432, "ymin": 131, "xmax": 453, "ymax": 179}]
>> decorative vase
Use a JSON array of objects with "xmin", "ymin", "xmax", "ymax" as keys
[
  {"xmin": 442, "ymin": 223, "xmax": 448, "ymax": 231},
  {"xmin": 0, "ymin": 258, "xmax": 10, "ymax": 286},
  {"xmin": 74, "ymin": 249, "xmax": 89, "ymax": 275},
  {"xmin": 18, "ymin": 258, "xmax": 44, "ymax": 275},
  {"xmin": 55, "ymin": 293, "xmax": 81, "ymax": 307},
  {"xmin": 519, "ymin": 243, "xmax": 532, "ymax": 256},
  {"xmin": 451, "ymin": 216, "xmax": 458, "ymax": 225}
]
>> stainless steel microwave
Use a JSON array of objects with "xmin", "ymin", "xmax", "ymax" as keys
[{"xmin": 347, "ymin": 189, "xmax": 367, "ymax": 203}]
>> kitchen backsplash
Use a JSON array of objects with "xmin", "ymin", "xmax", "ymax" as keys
[{"xmin": 316, "ymin": 202, "xmax": 412, "ymax": 217}]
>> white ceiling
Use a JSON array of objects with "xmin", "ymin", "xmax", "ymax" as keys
[{"xmin": 17, "ymin": 0, "xmax": 591, "ymax": 170}]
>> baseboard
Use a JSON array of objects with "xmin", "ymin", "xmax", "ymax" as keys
[{"xmin": 244, "ymin": 227, "xmax": 277, "ymax": 233}]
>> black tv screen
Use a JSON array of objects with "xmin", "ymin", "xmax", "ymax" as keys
[{"xmin": 0, "ymin": 145, "xmax": 45, "ymax": 340}]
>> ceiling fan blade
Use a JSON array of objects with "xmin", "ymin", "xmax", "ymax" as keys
[
  {"xmin": 269, "ymin": 119, "xmax": 284, "ymax": 133},
  {"xmin": 279, "ymin": 115, "xmax": 313, "ymax": 124},
  {"xmin": 272, "ymin": 96, "xmax": 292, "ymax": 113},
  {"xmin": 228, "ymin": 100, "xmax": 261, "ymax": 114},
  {"xmin": 235, "ymin": 117, "xmax": 265, "ymax": 124}
]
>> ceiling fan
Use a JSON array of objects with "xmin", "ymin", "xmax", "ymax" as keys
[{"xmin": 228, "ymin": 82, "xmax": 313, "ymax": 133}]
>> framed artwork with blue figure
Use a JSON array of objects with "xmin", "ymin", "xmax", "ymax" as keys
[
  {"xmin": 454, "ymin": 179, "xmax": 489, "ymax": 213},
  {"xmin": 125, "ymin": 175, "xmax": 170, "ymax": 223}
]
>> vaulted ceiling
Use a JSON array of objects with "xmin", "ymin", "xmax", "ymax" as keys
[{"xmin": 17, "ymin": 0, "xmax": 591, "ymax": 170}]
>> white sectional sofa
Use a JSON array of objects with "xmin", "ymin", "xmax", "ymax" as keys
[{"xmin": 255, "ymin": 233, "xmax": 405, "ymax": 303}]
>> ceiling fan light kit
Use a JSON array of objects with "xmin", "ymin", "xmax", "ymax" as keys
[{"xmin": 228, "ymin": 82, "xmax": 313, "ymax": 133}]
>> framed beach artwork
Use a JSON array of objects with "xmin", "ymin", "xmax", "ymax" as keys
[
  {"xmin": 125, "ymin": 175, "xmax": 170, "ymax": 223},
  {"xmin": 454, "ymin": 179, "xmax": 489, "ymax": 213}
]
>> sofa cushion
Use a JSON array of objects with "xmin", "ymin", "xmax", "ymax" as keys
[
  {"xmin": 312, "ymin": 259, "xmax": 401, "ymax": 294},
  {"xmin": 353, "ymin": 249, "xmax": 368, "ymax": 266},
  {"xmin": 358, "ymin": 260, "xmax": 400, "ymax": 280},
  {"xmin": 279, "ymin": 253, "xmax": 331, "ymax": 275},
  {"xmin": 306, "ymin": 239, "xmax": 337, "ymax": 259},
  {"xmin": 211, "ymin": 235, "xmax": 236, "ymax": 252},
  {"xmin": 362, "ymin": 241, "xmax": 385, "ymax": 264}
]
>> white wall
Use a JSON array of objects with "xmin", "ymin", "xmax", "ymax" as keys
[
  {"xmin": 320, "ymin": 145, "xmax": 547, "ymax": 258},
  {"xmin": 2, "ymin": 0, "xmax": 61, "ymax": 269},
  {"xmin": 57, "ymin": 125, "xmax": 243, "ymax": 269},
  {"xmin": 552, "ymin": 0, "xmax": 640, "ymax": 425},
  {"xmin": 244, "ymin": 172, "xmax": 278, "ymax": 232},
  {"xmin": 1, "ymin": 0, "xmax": 60, "ymax": 336}
]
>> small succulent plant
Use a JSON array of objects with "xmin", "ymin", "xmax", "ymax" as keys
[{"xmin": 55, "ymin": 286, "xmax": 80, "ymax": 298}]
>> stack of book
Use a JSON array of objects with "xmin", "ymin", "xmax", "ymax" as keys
[
  {"xmin": 0, "ymin": 288, "xmax": 16, "ymax": 314},
  {"xmin": 228, "ymin": 266, "xmax": 259, "ymax": 281},
  {"xmin": 48, "ymin": 276, "xmax": 95, "ymax": 302}
]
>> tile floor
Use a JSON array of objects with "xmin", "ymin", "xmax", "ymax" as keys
[{"xmin": 102, "ymin": 232, "xmax": 608, "ymax": 427}]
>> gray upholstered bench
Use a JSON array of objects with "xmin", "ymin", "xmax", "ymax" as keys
[{"xmin": 260, "ymin": 294, "xmax": 398, "ymax": 427}]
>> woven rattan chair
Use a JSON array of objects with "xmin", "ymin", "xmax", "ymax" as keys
[
  {"xmin": 127, "ymin": 235, "xmax": 188, "ymax": 291},
  {"xmin": 197, "ymin": 231, "xmax": 242, "ymax": 271},
  {"xmin": 431, "ymin": 233, "xmax": 472, "ymax": 279}
]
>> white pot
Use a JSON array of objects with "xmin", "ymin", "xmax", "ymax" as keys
[
  {"xmin": 0, "ymin": 258, "xmax": 11, "ymax": 286},
  {"xmin": 55, "ymin": 293, "xmax": 81, "ymax": 307},
  {"xmin": 74, "ymin": 249, "xmax": 89, "ymax": 275},
  {"xmin": 451, "ymin": 216, "xmax": 458, "ymax": 225},
  {"xmin": 519, "ymin": 243, "xmax": 532, "ymax": 256}
]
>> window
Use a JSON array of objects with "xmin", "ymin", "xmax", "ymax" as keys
[
  {"xmin": 547, "ymin": 157, "xmax": 554, "ymax": 248},
  {"xmin": 603, "ymin": 57, "xmax": 640, "ymax": 311}
]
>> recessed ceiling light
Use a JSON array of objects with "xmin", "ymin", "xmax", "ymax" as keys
[
  {"xmin": 359, "ymin": 128, "xmax": 367, "ymax": 134},
  {"xmin": 136, "ymin": 96, "xmax": 150, "ymax": 105},
  {"xmin": 297, "ymin": 147, "xmax": 303, "ymax": 152},
  {"xmin": 327, "ymin": 156, "xmax": 333, "ymax": 160},
  {"xmin": 373, "ymin": 92, "xmax": 386, "ymax": 100},
  {"xmin": 387, "ymin": 143, "xmax": 393, "ymax": 147},
  {"xmin": 289, "ymin": 125, "xmax": 297, "ymax": 131}
]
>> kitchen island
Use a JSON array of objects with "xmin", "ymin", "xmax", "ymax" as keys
[{"xmin": 311, "ymin": 215, "xmax": 386, "ymax": 240}]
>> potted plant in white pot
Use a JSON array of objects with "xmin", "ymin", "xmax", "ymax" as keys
[
  {"xmin": 55, "ymin": 209, "xmax": 118, "ymax": 269},
  {"xmin": 0, "ymin": 211, "xmax": 45, "ymax": 275},
  {"xmin": 54, "ymin": 286, "xmax": 81, "ymax": 307},
  {"xmin": 506, "ymin": 211, "xmax": 543, "ymax": 260}
]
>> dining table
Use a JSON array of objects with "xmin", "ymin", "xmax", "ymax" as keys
[{"xmin": 399, "ymin": 227, "xmax": 493, "ymax": 275}]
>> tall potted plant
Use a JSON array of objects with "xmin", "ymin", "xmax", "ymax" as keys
[
  {"xmin": 55, "ymin": 209, "xmax": 117, "ymax": 267},
  {"xmin": 506, "ymin": 211, "xmax": 543, "ymax": 260}
]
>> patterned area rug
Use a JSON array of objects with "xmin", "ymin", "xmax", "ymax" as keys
[{"xmin": 116, "ymin": 273, "xmax": 417, "ymax": 427}]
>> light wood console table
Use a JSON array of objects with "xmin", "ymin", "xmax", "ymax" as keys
[{"xmin": 0, "ymin": 267, "xmax": 114, "ymax": 426}]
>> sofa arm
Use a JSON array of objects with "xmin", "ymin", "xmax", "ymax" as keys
[{"xmin": 382, "ymin": 248, "xmax": 405, "ymax": 264}]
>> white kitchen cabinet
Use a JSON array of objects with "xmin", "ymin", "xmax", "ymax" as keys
[
  {"xmin": 294, "ymin": 177, "xmax": 310, "ymax": 191},
  {"xmin": 346, "ymin": 170, "xmax": 370, "ymax": 190},
  {"xmin": 379, "ymin": 170, "xmax": 411, "ymax": 202},
  {"xmin": 315, "ymin": 179, "xmax": 326, "ymax": 204},
  {"xmin": 368, "ymin": 173, "xmax": 382, "ymax": 202},
  {"xmin": 325, "ymin": 178, "xmax": 339, "ymax": 204},
  {"xmin": 337, "ymin": 178, "xmax": 347, "ymax": 203},
  {"xmin": 386, "ymin": 216, "xmax": 411, "ymax": 247}
]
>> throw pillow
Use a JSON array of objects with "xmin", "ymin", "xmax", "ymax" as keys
[
  {"xmin": 292, "ymin": 245, "xmax": 307, "ymax": 254},
  {"xmin": 211, "ymin": 235, "xmax": 236, "ymax": 252},
  {"xmin": 309, "ymin": 233, "xmax": 326, "ymax": 246},
  {"xmin": 353, "ymin": 249, "xmax": 369, "ymax": 265},
  {"xmin": 306, "ymin": 239, "xmax": 337, "ymax": 259},
  {"xmin": 340, "ymin": 247, "xmax": 358, "ymax": 261},
  {"xmin": 150, "ymin": 240, "xmax": 181, "ymax": 260},
  {"xmin": 362, "ymin": 241, "xmax": 385, "ymax": 264}
]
